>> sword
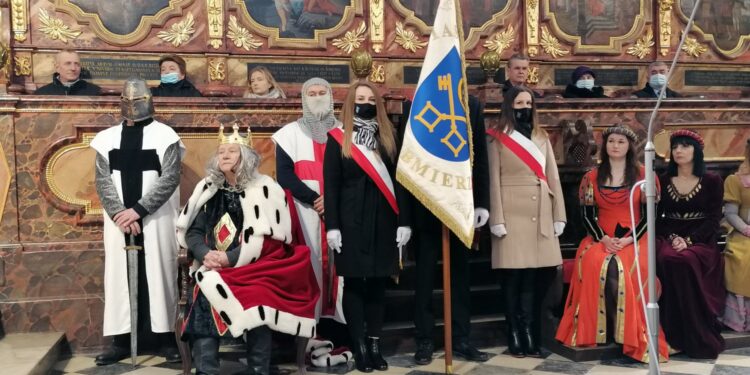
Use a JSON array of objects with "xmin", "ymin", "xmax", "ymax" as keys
[
  {"xmin": 124, "ymin": 233, "xmax": 142, "ymax": 367},
  {"xmin": 327, "ymin": 245, "xmax": 334, "ymax": 307}
]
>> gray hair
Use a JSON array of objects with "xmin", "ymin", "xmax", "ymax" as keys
[
  {"xmin": 648, "ymin": 61, "xmax": 668, "ymax": 70},
  {"xmin": 205, "ymin": 144, "xmax": 261, "ymax": 187}
]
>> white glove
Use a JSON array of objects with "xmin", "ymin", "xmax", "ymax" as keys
[
  {"xmin": 474, "ymin": 208, "xmax": 489, "ymax": 228},
  {"xmin": 554, "ymin": 221, "xmax": 566, "ymax": 237},
  {"xmin": 396, "ymin": 226, "xmax": 412, "ymax": 249},
  {"xmin": 326, "ymin": 229, "xmax": 342, "ymax": 253},
  {"xmin": 490, "ymin": 224, "xmax": 507, "ymax": 238}
]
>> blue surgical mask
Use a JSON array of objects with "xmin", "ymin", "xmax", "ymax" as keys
[
  {"xmin": 575, "ymin": 79, "xmax": 595, "ymax": 90},
  {"xmin": 649, "ymin": 73, "xmax": 667, "ymax": 90},
  {"xmin": 161, "ymin": 72, "xmax": 180, "ymax": 84}
]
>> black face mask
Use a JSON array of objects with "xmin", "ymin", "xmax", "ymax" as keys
[
  {"xmin": 513, "ymin": 107, "xmax": 532, "ymax": 123},
  {"xmin": 354, "ymin": 103, "xmax": 377, "ymax": 120}
]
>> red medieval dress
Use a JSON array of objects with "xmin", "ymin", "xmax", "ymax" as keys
[{"xmin": 556, "ymin": 168, "xmax": 669, "ymax": 362}]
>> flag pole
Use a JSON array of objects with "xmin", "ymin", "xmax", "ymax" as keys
[{"xmin": 442, "ymin": 224, "xmax": 453, "ymax": 374}]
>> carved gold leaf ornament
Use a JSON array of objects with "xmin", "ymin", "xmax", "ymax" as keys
[
  {"xmin": 659, "ymin": 0, "xmax": 673, "ymax": 56},
  {"xmin": 206, "ymin": 0, "xmax": 224, "ymax": 48},
  {"xmin": 227, "ymin": 15, "xmax": 262, "ymax": 50},
  {"xmin": 483, "ymin": 25, "xmax": 515, "ymax": 53},
  {"xmin": 208, "ymin": 59, "xmax": 226, "ymax": 81},
  {"xmin": 540, "ymin": 26, "xmax": 569, "ymax": 58},
  {"xmin": 332, "ymin": 21, "xmax": 367, "ymax": 54},
  {"xmin": 682, "ymin": 35, "xmax": 708, "ymax": 57},
  {"xmin": 627, "ymin": 28, "xmax": 655, "ymax": 59},
  {"xmin": 394, "ymin": 21, "xmax": 427, "ymax": 53},
  {"xmin": 38, "ymin": 8, "xmax": 81, "ymax": 43},
  {"xmin": 369, "ymin": 0, "xmax": 385, "ymax": 53},
  {"xmin": 14, "ymin": 56, "xmax": 31, "ymax": 76},
  {"xmin": 369, "ymin": 63, "xmax": 385, "ymax": 83},
  {"xmin": 660, "ymin": 0, "xmax": 674, "ymax": 11},
  {"xmin": 526, "ymin": 66, "xmax": 539, "ymax": 85},
  {"xmin": 157, "ymin": 12, "xmax": 196, "ymax": 47},
  {"xmin": 11, "ymin": 0, "xmax": 28, "ymax": 42}
]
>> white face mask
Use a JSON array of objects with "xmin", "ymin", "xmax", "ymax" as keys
[
  {"xmin": 306, "ymin": 95, "xmax": 331, "ymax": 119},
  {"xmin": 575, "ymin": 79, "xmax": 595, "ymax": 90},
  {"xmin": 650, "ymin": 73, "xmax": 667, "ymax": 89}
]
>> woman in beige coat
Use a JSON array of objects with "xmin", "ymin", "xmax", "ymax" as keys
[{"xmin": 486, "ymin": 86, "xmax": 566, "ymax": 358}]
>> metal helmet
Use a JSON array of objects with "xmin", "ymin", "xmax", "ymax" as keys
[{"xmin": 120, "ymin": 78, "xmax": 154, "ymax": 121}]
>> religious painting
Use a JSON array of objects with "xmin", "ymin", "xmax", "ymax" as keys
[
  {"xmin": 545, "ymin": 0, "xmax": 646, "ymax": 48},
  {"xmin": 240, "ymin": 0, "xmax": 354, "ymax": 39},
  {"xmin": 65, "ymin": 0, "xmax": 172, "ymax": 35},
  {"xmin": 396, "ymin": 0, "xmax": 510, "ymax": 36},
  {"xmin": 680, "ymin": 0, "xmax": 750, "ymax": 53}
]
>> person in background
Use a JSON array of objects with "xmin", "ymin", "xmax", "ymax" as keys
[
  {"xmin": 562, "ymin": 66, "xmax": 608, "ymax": 98},
  {"xmin": 35, "ymin": 49, "xmax": 101, "ymax": 95},
  {"xmin": 631, "ymin": 61, "xmax": 681, "ymax": 99},
  {"xmin": 244, "ymin": 66, "xmax": 286, "ymax": 99},
  {"xmin": 151, "ymin": 55, "xmax": 203, "ymax": 97},
  {"xmin": 502, "ymin": 54, "xmax": 542, "ymax": 98}
]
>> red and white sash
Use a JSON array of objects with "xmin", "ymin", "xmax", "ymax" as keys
[
  {"xmin": 329, "ymin": 128, "xmax": 399, "ymax": 214},
  {"xmin": 487, "ymin": 128, "xmax": 547, "ymax": 181}
]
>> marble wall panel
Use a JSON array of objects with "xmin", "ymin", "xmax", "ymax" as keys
[{"xmin": 0, "ymin": 113, "xmax": 19, "ymax": 245}]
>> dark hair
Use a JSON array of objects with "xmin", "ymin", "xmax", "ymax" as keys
[
  {"xmin": 667, "ymin": 136, "xmax": 706, "ymax": 177},
  {"xmin": 597, "ymin": 131, "xmax": 641, "ymax": 187},
  {"xmin": 491, "ymin": 85, "xmax": 542, "ymax": 137},
  {"xmin": 507, "ymin": 53, "xmax": 529, "ymax": 67},
  {"xmin": 159, "ymin": 54, "xmax": 186, "ymax": 75}
]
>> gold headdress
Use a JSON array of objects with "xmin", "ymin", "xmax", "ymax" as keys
[{"xmin": 218, "ymin": 122, "xmax": 252, "ymax": 145}]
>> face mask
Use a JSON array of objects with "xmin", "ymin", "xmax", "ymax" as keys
[
  {"xmin": 354, "ymin": 103, "xmax": 377, "ymax": 120},
  {"xmin": 649, "ymin": 74, "xmax": 667, "ymax": 90},
  {"xmin": 161, "ymin": 72, "xmax": 180, "ymax": 84},
  {"xmin": 513, "ymin": 107, "xmax": 532, "ymax": 123},
  {"xmin": 576, "ymin": 79, "xmax": 595, "ymax": 90},
  {"xmin": 306, "ymin": 95, "xmax": 331, "ymax": 119}
]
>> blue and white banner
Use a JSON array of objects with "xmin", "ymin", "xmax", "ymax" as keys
[{"xmin": 396, "ymin": 0, "xmax": 474, "ymax": 246}]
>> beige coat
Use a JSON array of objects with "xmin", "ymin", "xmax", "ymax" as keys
[{"xmin": 487, "ymin": 130, "xmax": 566, "ymax": 269}]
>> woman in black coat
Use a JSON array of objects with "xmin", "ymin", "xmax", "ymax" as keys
[
  {"xmin": 562, "ymin": 65, "xmax": 608, "ymax": 98},
  {"xmin": 324, "ymin": 81, "xmax": 412, "ymax": 372}
]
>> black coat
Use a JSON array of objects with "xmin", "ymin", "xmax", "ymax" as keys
[
  {"xmin": 562, "ymin": 84, "xmax": 608, "ymax": 98},
  {"xmin": 399, "ymin": 95, "xmax": 490, "ymax": 231},
  {"xmin": 151, "ymin": 79, "xmax": 203, "ymax": 97},
  {"xmin": 35, "ymin": 73, "xmax": 101, "ymax": 96},
  {"xmin": 632, "ymin": 83, "xmax": 681, "ymax": 98},
  {"xmin": 502, "ymin": 79, "xmax": 542, "ymax": 98},
  {"xmin": 323, "ymin": 135, "xmax": 412, "ymax": 277}
]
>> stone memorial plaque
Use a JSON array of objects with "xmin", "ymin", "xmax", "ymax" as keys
[
  {"xmin": 403, "ymin": 66, "xmax": 504, "ymax": 85},
  {"xmin": 555, "ymin": 68, "xmax": 638, "ymax": 86},
  {"xmin": 685, "ymin": 70, "xmax": 750, "ymax": 87},
  {"xmin": 81, "ymin": 58, "xmax": 160, "ymax": 80},
  {"xmin": 247, "ymin": 63, "xmax": 350, "ymax": 84}
]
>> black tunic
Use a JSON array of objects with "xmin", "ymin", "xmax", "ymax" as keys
[{"xmin": 323, "ymin": 136, "xmax": 411, "ymax": 277}]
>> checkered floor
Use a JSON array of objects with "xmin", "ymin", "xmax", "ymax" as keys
[{"xmin": 52, "ymin": 346, "xmax": 750, "ymax": 375}]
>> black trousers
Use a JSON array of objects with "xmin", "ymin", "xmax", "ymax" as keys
[
  {"xmin": 413, "ymin": 228, "xmax": 471, "ymax": 343},
  {"xmin": 343, "ymin": 277, "xmax": 387, "ymax": 343}
]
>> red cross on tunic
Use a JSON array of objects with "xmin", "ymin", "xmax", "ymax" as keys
[{"xmin": 292, "ymin": 142, "xmax": 339, "ymax": 317}]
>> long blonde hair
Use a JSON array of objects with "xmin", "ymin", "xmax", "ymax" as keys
[
  {"xmin": 339, "ymin": 81, "xmax": 397, "ymax": 161},
  {"xmin": 244, "ymin": 66, "xmax": 286, "ymax": 98}
]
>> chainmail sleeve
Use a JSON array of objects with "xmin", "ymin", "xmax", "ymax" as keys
[
  {"xmin": 135, "ymin": 141, "xmax": 182, "ymax": 216},
  {"xmin": 95, "ymin": 152, "xmax": 127, "ymax": 218}
]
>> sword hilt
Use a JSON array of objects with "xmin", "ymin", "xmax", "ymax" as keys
[{"xmin": 124, "ymin": 234, "xmax": 143, "ymax": 251}]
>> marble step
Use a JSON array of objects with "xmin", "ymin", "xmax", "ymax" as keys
[{"xmin": 0, "ymin": 332, "xmax": 66, "ymax": 375}]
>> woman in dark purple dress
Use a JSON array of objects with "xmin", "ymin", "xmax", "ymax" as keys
[{"xmin": 656, "ymin": 129, "xmax": 725, "ymax": 359}]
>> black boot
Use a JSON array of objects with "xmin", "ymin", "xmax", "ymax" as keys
[
  {"xmin": 159, "ymin": 332, "xmax": 181, "ymax": 363},
  {"xmin": 191, "ymin": 337, "xmax": 220, "ymax": 375},
  {"xmin": 353, "ymin": 338, "xmax": 373, "ymax": 373},
  {"xmin": 520, "ymin": 289, "xmax": 541, "ymax": 357},
  {"xmin": 95, "ymin": 334, "xmax": 130, "ymax": 366},
  {"xmin": 367, "ymin": 337, "xmax": 388, "ymax": 371},
  {"xmin": 503, "ymin": 273, "xmax": 525, "ymax": 358},
  {"xmin": 246, "ymin": 327, "xmax": 272, "ymax": 375}
]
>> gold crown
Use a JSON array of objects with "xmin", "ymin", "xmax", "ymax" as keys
[{"xmin": 218, "ymin": 122, "xmax": 252, "ymax": 145}]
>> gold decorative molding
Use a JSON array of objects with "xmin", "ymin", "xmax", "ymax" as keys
[
  {"xmin": 369, "ymin": 0, "xmax": 385, "ymax": 53},
  {"xmin": 13, "ymin": 56, "xmax": 31, "ymax": 76},
  {"xmin": 369, "ymin": 63, "xmax": 385, "ymax": 83},
  {"xmin": 157, "ymin": 12, "xmax": 196, "ymax": 47},
  {"xmin": 38, "ymin": 8, "xmax": 81, "ymax": 43},
  {"xmin": 483, "ymin": 25, "xmax": 515, "ymax": 54},
  {"xmin": 11, "ymin": 0, "xmax": 28, "ymax": 42},
  {"xmin": 526, "ymin": 66, "xmax": 539, "ymax": 85},
  {"xmin": 206, "ymin": 0, "xmax": 224, "ymax": 48},
  {"xmin": 45, "ymin": 134, "xmax": 102, "ymax": 216},
  {"xmin": 394, "ymin": 21, "xmax": 426, "ymax": 53},
  {"xmin": 526, "ymin": 0, "xmax": 540, "ymax": 57},
  {"xmin": 674, "ymin": 0, "xmax": 750, "ymax": 58},
  {"xmin": 0, "ymin": 142, "xmax": 10, "ymax": 221},
  {"xmin": 540, "ymin": 26, "xmax": 569, "ymax": 58},
  {"xmin": 332, "ymin": 21, "xmax": 366, "ymax": 55},
  {"xmin": 227, "ymin": 15, "xmax": 262, "ymax": 50},
  {"xmin": 681, "ymin": 35, "xmax": 707, "ymax": 58},
  {"xmin": 658, "ymin": 0, "xmax": 673, "ymax": 56},
  {"xmin": 208, "ymin": 59, "xmax": 226, "ymax": 81},
  {"xmin": 626, "ymin": 28, "xmax": 654, "ymax": 59}
]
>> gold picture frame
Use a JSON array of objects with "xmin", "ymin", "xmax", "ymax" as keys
[{"xmin": 674, "ymin": 0, "xmax": 750, "ymax": 58}]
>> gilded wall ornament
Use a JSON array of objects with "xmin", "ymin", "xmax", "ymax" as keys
[
  {"xmin": 14, "ymin": 56, "xmax": 31, "ymax": 76},
  {"xmin": 332, "ymin": 21, "xmax": 366, "ymax": 55},
  {"xmin": 369, "ymin": 0, "xmax": 385, "ymax": 53},
  {"xmin": 227, "ymin": 15, "xmax": 262, "ymax": 50},
  {"xmin": 157, "ymin": 12, "xmax": 196, "ymax": 47},
  {"xmin": 208, "ymin": 59, "xmax": 226, "ymax": 81},
  {"xmin": 483, "ymin": 25, "xmax": 515, "ymax": 54},
  {"xmin": 659, "ymin": 0, "xmax": 673, "ymax": 56},
  {"xmin": 526, "ymin": 66, "xmax": 539, "ymax": 85},
  {"xmin": 394, "ymin": 22, "xmax": 427, "ymax": 53},
  {"xmin": 11, "ymin": 0, "xmax": 28, "ymax": 42},
  {"xmin": 626, "ymin": 28, "xmax": 654, "ymax": 59},
  {"xmin": 369, "ymin": 63, "xmax": 385, "ymax": 83},
  {"xmin": 38, "ymin": 8, "xmax": 81, "ymax": 43},
  {"xmin": 350, "ymin": 49, "xmax": 373, "ymax": 79},
  {"xmin": 206, "ymin": 0, "xmax": 224, "ymax": 48},
  {"xmin": 682, "ymin": 35, "xmax": 708, "ymax": 58},
  {"xmin": 540, "ymin": 26, "xmax": 569, "ymax": 58},
  {"xmin": 526, "ymin": 0, "xmax": 540, "ymax": 57}
]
